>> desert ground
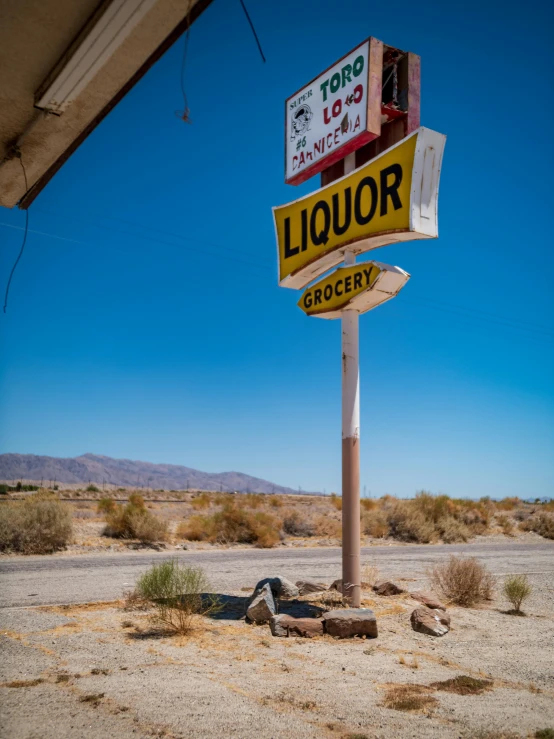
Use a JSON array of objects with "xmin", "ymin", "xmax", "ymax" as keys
[{"xmin": 1, "ymin": 540, "xmax": 554, "ymax": 739}]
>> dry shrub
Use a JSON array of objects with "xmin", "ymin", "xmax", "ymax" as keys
[
  {"xmin": 268, "ymin": 495, "xmax": 282, "ymax": 508},
  {"xmin": 431, "ymin": 675, "xmax": 493, "ymax": 695},
  {"xmin": 6, "ymin": 679, "xmax": 44, "ymax": 688},
  {"xmin": 496, "ymin": 497, "xmax": 520, "ymax": 511},
  {"xmin": 190, "ymin": 492, "xmax": 211, "ymax": 510},
  {"xmin": 362, "ymin": 563, "xmax": 379, "ymax": 587},
  {"xmin": 361, "ymin": 498, "xmax": 378, "ymax": 511},
  {"xmin": 429, "ymin": 555, "xmax": 495, "ymax": 606},
  {"xmin": 0, "ymin": 496, "xmax": 72, "ymax": 554},
  {"xmin": 387, "ymin": 502, "xmax": 437, "ymax": 543},
  {"xmin": 520, "ymin": 513, "xmax": 554, "ymax": 540},
  {"xmin": 503, "ymin": 574, "xmax": 532, "ymax": 613},
  {"xmin": 330, "ymin": 493, "xmax": 342, "ymax": 511},
  {"xmin": 382, "ymin": 684, "xmax": 437, "ymax": 712},
  {"xmin": 136, "ymin": 559, "xmax": 217, "ymax": 634},
  {"xmin": 104, "ymin": 496, "xmax": 167, "ymax": 543},
  {"xmin": 362, "ymin": 509, "xmax": 389, "ymax": 538},
  {"xmin": 314, "ymin": 514, "xmax": 341, "ymax": 539},
  {"xmin": 496, "ymin": 514, "xmax": 515, "ymax": 536},
  {"xmin": 178, "ymin": 503, "xmax": 280, "ymax": 548},
  {"xmin": 282, "ymin": 510, "xmax": 315, "ymax": 537},
  {"xmin": 413, "ymin": 491, "xmax": 453, "ymax": 523},
  {"xmin": 240, "ymin": 493, "xmax": 263, "ymax": 509},
  {"xmin": 177, "ymin": 514, "xmax": 208, "ymax": 541},
  {"xmin": 437, "ymin": 516, "xmax": 470, "ymax": 543},
  {"xmin": 97, "ymin": 497, "xmax": 117, "ymax": 515}
]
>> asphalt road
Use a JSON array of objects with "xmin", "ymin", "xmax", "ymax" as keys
[{"xmin": 1, "ymin": 540, "xmax": 553, "ymax": 609}]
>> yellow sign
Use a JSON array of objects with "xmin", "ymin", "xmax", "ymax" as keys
[
  {"xmin": 274, "ymin": 127, "xmax": 445, "ymax": 289},
  {"xmin": 299, "ymin": 263, "xmax": 381, "ymax": 316},
  {"xmin": 298, "ymin": 261, "xmax": 410, "ymax": 320}
]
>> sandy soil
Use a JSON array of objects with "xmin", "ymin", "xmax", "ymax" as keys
[{"xmin": 1, "ymin": 569, "xmax": 553, "ymax": 739}]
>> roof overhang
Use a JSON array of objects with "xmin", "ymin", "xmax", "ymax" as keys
[{"xmin": 0, "ymin": 0, "xmax": 214, "ymax": 209}]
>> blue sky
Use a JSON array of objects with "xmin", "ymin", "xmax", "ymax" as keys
[{"xmin": 1, "ymin": 0, "xmax": 553, "ymax": 498}]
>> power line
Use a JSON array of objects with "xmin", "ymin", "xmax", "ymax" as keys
[
  {"xmin": 405, "ymin": 297, "xmax": 554, "ymax": 341},
  {"xmin": 1, "ymin": 213, "xmax": 552, "ymax": 343},
  {"xmin": 33, "ymin": 206, "xmax": 273, "ymax": 270}
]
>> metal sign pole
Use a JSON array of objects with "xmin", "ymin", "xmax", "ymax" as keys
[{"xmin": 341, "ymin": 153, "xmax": 361, "ymax": 607}]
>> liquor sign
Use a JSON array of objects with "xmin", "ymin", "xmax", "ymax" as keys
[
  {"xmin": 285, "ymin": 38, "xmax": 383, "ymax": 186},
  {"xmin": 274, "ymin": 127, "xmax": 445, "ymax": 289},
  {"xmin": 297, "ymin": 261, "xmax": 409, "ymax": 319}
]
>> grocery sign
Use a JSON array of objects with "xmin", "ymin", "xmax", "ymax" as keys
[
  {"xmin": 297, "ymin": 261, "xmax": 410, "ymax": 319},
  {"xmin": 274, "ymin": 127, "xmax": 445, "ymax": 289},
  {"xmin": 285, "ymin": 38, "xmax": 383, "ymax": 185}
]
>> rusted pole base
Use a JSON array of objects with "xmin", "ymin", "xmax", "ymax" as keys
[{"xmin": 342, "ymin": 435, "xmax": 361, "ymax": 607}]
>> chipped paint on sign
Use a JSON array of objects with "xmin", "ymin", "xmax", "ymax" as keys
[
  {"xmin": 274, "ymin": 127, "xmax": 445, "ymax": 289},
  {"xmin": 298, "ymin": 261, "xmax": 410, "ymax": 319}
]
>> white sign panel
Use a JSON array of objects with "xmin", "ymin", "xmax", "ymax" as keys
[{"xmin": 285, "ymin": 40, "xmax": 377, "ymax": 186}]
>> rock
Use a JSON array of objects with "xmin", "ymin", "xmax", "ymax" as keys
[
  {"xmin": 254, "ymin": 576, "xmax": 299, "ymax": 599},
  {"xmin": 410, "ymin": 607, "xmax": 450, "ymax": 637},
  {"xmin": 329, "ymin": 579, "xmax": 345, "ymax": 593},
  {"xmin": 323, "ymin": 608, "xmax": 378, "ymax": 639},
  {"xmin": 296, "ymin": 580, "xmax": 327, "ymax": 595},
  {"xmin": 246, "ymin": 583, "xmax": 277, "ymax": 623},
  {"xmin": 409, "ymin": 591, "xmax": 446, "ymax": 611},
  {"xmin": 373, "ymin": 581, "xmax": 405, "ymax": 596},
  {"xmin": 270, "ymin": 615, "xmax": 324, "ymax": 638}
]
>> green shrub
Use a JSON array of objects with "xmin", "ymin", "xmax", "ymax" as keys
[
  {"xmin": 430, "ymin": 556, "xmax": 495, "ymax": 607},
  {"xmin": 135, "ymin": 559, "xmax": 216, "ymax": 634},
  {"xmin": 503, "ymin": 574, "xmax": 532, "ymax": 613},
  {"xmin": 86, "ymin": 484, "xmax": 100, "ymax": 493},
  {"xmin": 0, "ymin": 497, "xmax": 72, "ymax": 554}
]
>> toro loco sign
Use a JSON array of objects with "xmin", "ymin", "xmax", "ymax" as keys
[
  {"xmin": 285, "ymin": 38, "xmax": 383, "ymax": 186},
  {"xmin": 275, "ymin": 127, "xmax": 446, "ymax": 289}
]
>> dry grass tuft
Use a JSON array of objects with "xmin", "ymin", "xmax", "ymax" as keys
[
  {"xmin": 382, "ymin": 684, "xmax": 437, "ymax": 712},
  {"xmin": 429, "ymin": 555, "xmax": 495, "ymax": 606},
  {"xmin": 361, "ymin": 563, "xmax": 379, "ymax": 588},
  {"xmin": 190, "ymin": 493, "xmax": 211, "ymax": 510},
  {"xmin": 79, "ymin": 693, "xmax": 105, "ymax": 703},
  {"xmin": 5, "ymin": 678, "xmax": 44, "ymax": 688},
  {"xmin": 330, "ymin": 493, "xmax": 342, "ymax": 511},
  {"xmin": 431, "ymin": 675, "xmax": 493, "ymax": 695}
]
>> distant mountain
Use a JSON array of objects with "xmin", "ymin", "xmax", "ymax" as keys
[{"xmin": 0, "ymin": 453, "xmax": 317, "ymax": 495}]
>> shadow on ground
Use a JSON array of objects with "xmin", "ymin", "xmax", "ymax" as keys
[{"xmin": 201, "ymin": 593, "xmax": 324, "ymax": 620}]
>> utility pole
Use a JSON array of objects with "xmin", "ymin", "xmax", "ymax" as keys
[{"xmin": 341, "ymin": 154, "xmax": 361, "ymax": 607}]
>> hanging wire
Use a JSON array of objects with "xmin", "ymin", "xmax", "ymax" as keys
[
  {"xmin": 238, "ymin": 0, "xmax": 266, "ymax": 63},
  {"xmin": 176, "ymin": 1, "xmax": 192, "ymax": 122},
  {"xmin": 3, "ymin": 155, "xmax": 29, "ymax": 314}
]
